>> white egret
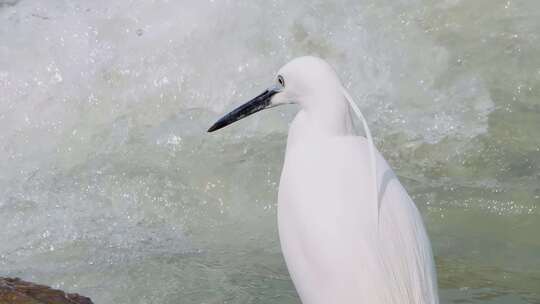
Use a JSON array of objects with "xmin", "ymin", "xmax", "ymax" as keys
[{"xmin": 208, "ymin": 56, "xmax": 439, "ymax": 304}]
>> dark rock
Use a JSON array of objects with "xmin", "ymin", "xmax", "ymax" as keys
[{"xmin": 0, "ymin": 277, "xmax": 93, "ymax": 304}]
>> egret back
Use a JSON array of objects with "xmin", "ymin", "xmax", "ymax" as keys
[{"xmin": 277, "ymin": 135, "xmax": 439, "ymax": 304}]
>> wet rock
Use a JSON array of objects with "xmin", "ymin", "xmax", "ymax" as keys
[{"xmin": 0, "ymin": 278, "xmax": 93, "ymax": 304}]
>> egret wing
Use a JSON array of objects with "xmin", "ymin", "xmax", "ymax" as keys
[{"xmin": 277, "ymin": 136, "xmax": 438, "ymax": 304}]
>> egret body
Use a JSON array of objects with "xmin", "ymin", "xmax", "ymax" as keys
[{"xmin": 208, "ymin": 56, "xmax": 439, "ymax": 304}]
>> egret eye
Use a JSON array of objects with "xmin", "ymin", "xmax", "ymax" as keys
[{"xmin": 277, "ymin": 75, "xmax": 285, "ymax": 88}]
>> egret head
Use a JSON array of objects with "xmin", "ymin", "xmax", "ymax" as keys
[{"xmin": 207, "ymin": 56, "xmax": 343, "ymax": 132}]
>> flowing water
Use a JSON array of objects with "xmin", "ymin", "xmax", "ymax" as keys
[{"xmin": 1, "ymin": 0, "xmax": 539, "ymax": 303}]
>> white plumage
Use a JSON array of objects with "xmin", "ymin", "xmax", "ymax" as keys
[{"xmin": 209, "ymin": 56, "xmax": 439, "ymax": 303}]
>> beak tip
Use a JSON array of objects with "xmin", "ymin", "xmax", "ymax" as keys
[
  {"xmin": 207, "ymin": 122, "xmax": 221, "ymax": 133},
  {"xmin": 206, "ymin": 88, "xmax": 278, "ymax": 134}
]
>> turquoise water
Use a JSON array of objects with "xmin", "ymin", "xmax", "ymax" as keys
[{"xmin": 1, "ymin": 0, "xmax": 539, "ymax": 303}]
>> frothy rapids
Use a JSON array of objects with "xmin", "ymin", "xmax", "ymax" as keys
[{"xmin": 1, "ymin": 1, "xmax": 539, "ymax": 303}]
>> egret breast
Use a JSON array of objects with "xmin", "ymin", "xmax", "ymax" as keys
[{"xmin": 277, "ymin": 136, "xmax": 438, "ymax": 304}]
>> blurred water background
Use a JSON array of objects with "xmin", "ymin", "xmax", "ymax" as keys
[{"xmin": 1, "ymin": 0, "xmax": 539, "ymax": 303}]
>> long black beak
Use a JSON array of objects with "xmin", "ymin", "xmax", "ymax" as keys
[{"xmin": 207, "ymin": 88, "xmax": 280, "ymax": 132}]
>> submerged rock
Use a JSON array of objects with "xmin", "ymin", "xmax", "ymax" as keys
[{"xmin": 0, "ymin": 278, "xmax": 93, "ymax": 304}]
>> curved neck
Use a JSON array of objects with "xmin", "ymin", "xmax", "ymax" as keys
[
  {"xmin": 287, "ymin": 93, "xmax": 354, "ymax": 147},
  {"xmin": 305, "ymin": 90, "xmax": 353, "ymax": 134}
]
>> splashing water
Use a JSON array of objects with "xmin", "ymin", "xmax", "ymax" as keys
[{"xmin": 1, "ymin": 0, "xmax": 539, "ymax": 303}]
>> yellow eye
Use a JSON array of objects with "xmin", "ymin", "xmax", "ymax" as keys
[{"xmin": 277, "ymin": 75, "xmax": 285, "ymax": 87}]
